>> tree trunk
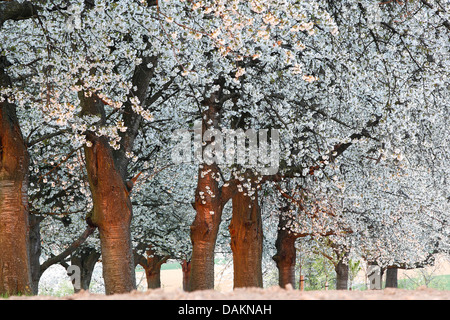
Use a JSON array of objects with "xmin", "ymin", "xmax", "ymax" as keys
[
  {"xmin": 145, "ymin": 268, "xmax": 161, "ymax": 289},
  {"xmin": 273, "ymin": 211, "xmax": 297, "ymax": 288},
  {"xmin": 80, "ymin": 93, "xmax": 136, "ymax": 294},
  {"xmin": 78, "ymin": 55, "xmax": 155, "ymax": 294},
  {"xmin": 229, "ymin": 179, "xmax": 263, "ymax": 288},
  {"xmin": 28, "ymin": 215, "xmax": 44, "ymax": 294},
  {"xmin": 189, "ymin": 95, "xmax": 235, "ymax": 291},
  {"xmin": 189, "ymin": 235, "xmax": 217, "ymax": 291},
  {"xmin": 299, "ymin": 275, "xmax": 305, "ymax": 291},
  {"xmin": 189, "ymin": 162, "xmax": 224, "ymax": 291},
  {"xmin": 335, "ymin": 259, "xmax": 349, "ymax": 290},
  {"xmin": 144, "ymin": 255, "xmax": 168, "ymax": 289},
  {"xmin": 0, "ymin": 98, "xmax": 31, "ymax": 296},
  {"xmin": 84, "ymin": 138, "xmax": 136, "ymax": 294},
  {"xmin": 113, "ymin": 54, "xmax": 157, "ymax": 181},
  {"xmin": 136, "ymin": 248, "xmax": 169, "ymax": 290},
  {"xmin": 70, "ymin": 247, "xmax": 101, "ymax": 292},
  {"xmin": 181, "ymin": 260, "xmax": 191, "ymax": 292},
  {"xmin": 385, "ymin": 267, "xmax": 398, "ymax": 288}
]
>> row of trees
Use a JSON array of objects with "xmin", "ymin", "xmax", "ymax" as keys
[{"xmin": 0, "ymin": 0, "xmax": 448, "ymax": 296}]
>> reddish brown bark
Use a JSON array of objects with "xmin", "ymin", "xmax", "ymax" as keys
[
  {"xmin": 181, "ymin": 260, "xmax": 191, "ymax": 291},
  {"xmin": 273, "ymin": 211, "xmax": 298, "ymax": 289},
  {"xmin": 145, "ymin": 268, "xmax": 161, "ymax": 289},
  {"xmin": 299, "ymin": 275, "xmax": 305, "ymax": 290},
  {"xmin": 80, "ymin": 93, "xmax": 136, "ymax": 294},
  {"xmin": 188, "ymin": 96, "xmax": 238, "ymax": 291},
  {"xmin": 135, "ymin": 247, "xmax": 169, "ymax": 289},
  {"xmin": 84, "ymin": 137, "xmax": 135, "ymax": 294},
  {"xmin": 0, "ymin": 100, "xmax": 32, "ymax": 296},
  {"xmin": 229, "ymin": 175, "xmax": 263, "ymax": 288},
  {"xmin": 189, "ymin": 163, "xmax": 224, "ymax": 291}
]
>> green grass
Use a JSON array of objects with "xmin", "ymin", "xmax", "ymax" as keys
[
  {"xmin": 161, "ymin": 263, "xmax": 182, "ymax": 270},
  {"xmin": 1, "ymin": 289, "xmax": 34, "ymax": 299},
  {"xmin": 398, "ymin": 274, "xmax": 450, "ymax": 291},
  {"xmin": 38, "ymin": 281, "xmax": 74, "ymax": 297},
  {"xmin": 136, "ymin": 258, "xmax": 229, "ymax": 272},
  {"xmin": 348, "ymin": 275, "xmax": 450, "ymax": 291}
]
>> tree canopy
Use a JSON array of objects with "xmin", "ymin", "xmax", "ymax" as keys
[{"xmin": 0, "ymin": 0, "xmax": 448, "ymax": 295}]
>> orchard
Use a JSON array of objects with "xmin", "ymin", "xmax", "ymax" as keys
[{"xmin": 0, "ymin": 0, "xmax": 448, "ymax": 299}]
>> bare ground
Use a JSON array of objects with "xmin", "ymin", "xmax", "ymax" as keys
[{"xmin": 4, "ymin": 286, "xmax": 450, "ymax": 300}]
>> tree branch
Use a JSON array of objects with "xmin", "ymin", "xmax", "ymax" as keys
[
  {"xmin": 40, "ymin": 225, "xmax": 96, "ymax": 274},
  {"xmin": 0, "ymin": 1, "xmax": 35, "ymax": 27}
]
